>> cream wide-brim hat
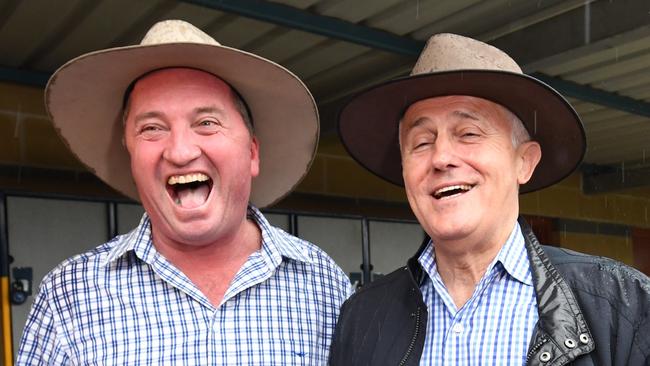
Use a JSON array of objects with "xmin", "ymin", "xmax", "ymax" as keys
[
  {"xmin": 45, "ymin": 20, "xmax": 318, "ymax": 208},
  {"xmin": 338, "ymin": 33, "xmax": 586, "ymax": 193}
]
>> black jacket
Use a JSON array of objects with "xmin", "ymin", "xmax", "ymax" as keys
[{"xmin": 329, "ymin": 217, "xmax": 650, "ymax": 365}]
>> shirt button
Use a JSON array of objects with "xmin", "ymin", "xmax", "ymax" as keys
[{"xmin": 452, "ymin": 323, "xmax": 464, "ymax": 334}]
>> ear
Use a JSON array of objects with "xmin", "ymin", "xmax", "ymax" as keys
[
  {"xmin": 250, "ymin": 136, "xmax": 260, "ymax": 178},
  {"xmin": 516, "ymin": 141, "xmax": 542, "ymax": 185}
]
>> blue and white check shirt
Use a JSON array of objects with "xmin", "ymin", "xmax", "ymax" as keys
[
  {"xmin": 418, "ymin": 222, "xmax": 538, "ymax": 365},
  {"xmin": 17, "ymin": 206, "xmax": 352, "ymax": 365}
]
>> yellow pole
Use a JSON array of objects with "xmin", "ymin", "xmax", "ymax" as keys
[
  {"xmin": 1, "ymin": 193, "xmax": 13, "ymax": 366},
  {"xmin": 1, "ymin": 276, "xmax": 13, "ymax": 366}
]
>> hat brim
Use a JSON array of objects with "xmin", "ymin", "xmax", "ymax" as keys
[
  {"xmin": 338, "ymin": 70, "xmax": 586, "ymax": 193},
  {"xmin": 46, "ymin": 42, "xmax": 318, "ymax": 207}
]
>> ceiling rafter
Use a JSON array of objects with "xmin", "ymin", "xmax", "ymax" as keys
[
  {"xmin": 179, "ymin": 0, "xmax": 650, "ymax": 120},
  {"xmin": 2, "ymin": 0, "xmax": 650, "ymax": 122}
]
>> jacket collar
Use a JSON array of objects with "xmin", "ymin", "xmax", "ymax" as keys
[
  {"xmin": 518, "ymin": 217, "xmax": 595, "ymax": 365},
  {"xmin": 405, "ymin": 217, "xmax": 595, "ymax": 365}
]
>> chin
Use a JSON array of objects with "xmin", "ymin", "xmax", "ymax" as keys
[{"xmin": 425, "ymin": 214, "xmax": 479, "ymax": 241}]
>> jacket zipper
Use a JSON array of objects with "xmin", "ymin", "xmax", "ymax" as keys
[
  {"xmin": 525, "ymin": 334, "xmax": 548, "ymax": 364},
  {"xmin": 399, "ymin": 306, "xmax": 421, "ymax": 366}
]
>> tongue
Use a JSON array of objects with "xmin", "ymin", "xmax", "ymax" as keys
[{"xmin": 176, "ymin": 184, "xmax": 210, "ymax": 209}]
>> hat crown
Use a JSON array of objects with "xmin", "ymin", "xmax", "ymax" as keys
[
  {"xmin": 411, "ymin": 33, "xmax": 521, "ymax": 75},
  {"xmin": 140, "ymin": 20, "xmax": 220, "ymax": 46}
]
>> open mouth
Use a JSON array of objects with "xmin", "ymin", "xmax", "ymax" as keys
[
  {"xmin": 166, "ymin": 173, "xmax": 213, "ymax": 209},
  {"xmin": 433, "ymin": 184, "xmax": 474, "ymax": 200}
]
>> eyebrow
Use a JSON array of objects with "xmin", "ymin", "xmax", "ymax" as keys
[
  {"xmin": 404, "ymin": 109, "xmax": 479, "ymax": 130},
  {"xmin": 194, "ymin": 106, "xmax": 226, "ymax": 116},
  {"xmin": 132, "ymin": 106, "xmax": 226, "ymax": 124},
  {"xmin": 133, "ymin": 111, "xmax": 164, "ymax": 125},
  {"xmin": 408, "ymin": 116, "xmax": 429, "ymax": 129},
  {"xmin": 451, "ymin": 110, "xmax": 480, "ymax": 121}
]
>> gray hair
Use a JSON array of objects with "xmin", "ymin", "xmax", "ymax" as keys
[{"xmin": 504, "ymin": 108, "xmax": 531, "ymax": 148}]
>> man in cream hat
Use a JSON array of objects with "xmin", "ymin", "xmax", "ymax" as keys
[
  {"xmin": 329, "ymin": 34, "xmax": 649, "ymax": 365},
  {"xmin": 17, "ymin": 20, "xmax": 351, "ymax": 365}
]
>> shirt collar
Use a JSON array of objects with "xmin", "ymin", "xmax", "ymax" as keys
[
  {"xmin": 494, "ymin": 222, "xmax": 533, "ymax": 286},
  {"xmin": 102, "ymin": 204, "xmax": 313, "ymax": 266},
  {"xmin": 247, "ymin": 205, "xmax": 313, "ymax": 265},
  {"xmin": 418, "ymin": 221, "xmax": 533, "ymax": 287}
]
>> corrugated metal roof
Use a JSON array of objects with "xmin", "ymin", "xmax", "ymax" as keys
[{"xmin": 0, "ymin": 0, "xmax": 648, "ymax": 193}]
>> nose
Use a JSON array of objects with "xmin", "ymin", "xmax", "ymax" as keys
[
  {"xmin": 162, "ymin": 128, "xmax": 201, "ymax": 166},
  {"xmin": 429, "ymin": 134, "xmax": 458, "ymax": 171}
]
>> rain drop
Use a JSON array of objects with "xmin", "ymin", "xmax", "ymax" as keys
[
  {"xmin": 584, "ymin": 1, "xmax": 591, "ymax": 45},
  {"xmin": 14, "ymin": 110, "xmax": 22, "ymax": 139},
  {"xmin": 621, "ymin": 161, "xmax": 625, "ymax": 184}
]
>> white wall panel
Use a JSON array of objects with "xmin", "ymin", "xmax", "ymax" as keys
[
  {"xmin": 117, "ymin": 203, "xmax": 144, "ymax": 234},
  {"xmin": 369, "ymin": 220, "xmax": 423, "ymax": 275},
  {"xmin": 7, "ymin": 196, "xmax": 108, "ymax": 354},
  {"xmin": 264, "ymin": 213, "xmax": 290, "ymax": 232},
  {"xmin": 297, "ymin": 216, "xmax": 361, "ymax": 276}
]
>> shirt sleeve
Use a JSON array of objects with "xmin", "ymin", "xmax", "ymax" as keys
[{"xmin": 15, "ymin": 281, "xmax": 70, "ymax": 365}]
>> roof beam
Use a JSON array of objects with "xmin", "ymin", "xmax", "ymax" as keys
[
  {"xmin": 2, "ymin": 0, "xmax": 650, "ymax": 124},
  {"xmin": 180, "ymin": 0, "xmax": 650, "ymax": 127},
  {"xmin": 0, "ymin": 67, "xmax": 50, "ymax": 87},
  {"xmin": 180, "ymin": 0, "xmax": 423, "ymax": 56},
  {"xmin": 533, "ymin": 73, "xmax": 650, "ymax": 119},
  {"xmin": 582, "ymin": 163, "xmax": 650, "ymax": 194},
  {"xmin": 491, "ymin": 0, "xmax": 650, "ymax": 69}
]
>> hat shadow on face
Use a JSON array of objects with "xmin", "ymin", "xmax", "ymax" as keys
[{"xmin": 337, "ymin": 33, "xmax": 585, "ymax": 194}]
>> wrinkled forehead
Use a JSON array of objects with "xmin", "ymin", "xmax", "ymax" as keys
[{"xmin": 400, "ymin": 95, "xmax": 515, "ymax": 131}]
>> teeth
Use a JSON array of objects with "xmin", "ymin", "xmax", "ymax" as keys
[
  {"xmin": 168, "ymin": 173, "xmax": 210, "ymax": 185},
  {"xmin": 435, "ymin": 184, "xmax": 472, "ymax": 196}
]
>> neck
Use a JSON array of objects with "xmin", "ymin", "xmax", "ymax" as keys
[
  {"xmin": 432, "ymin": 219, "xmax": 517, "ymax": 309},
  {"xmin": 151, "ymin": 217, "xmax": 262, "ymax": 307},
  {"xmin": 152, "ymin": 218, "xmax": 262, "ymax": 270}
]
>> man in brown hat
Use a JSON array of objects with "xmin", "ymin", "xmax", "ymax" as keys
[
  {"xmin": 17, "ymin": 20, "xmax": 351, "ymax": 365},
  {"xmin": 329, "ymin": 34, "xmax": 650, "ymax": 365}
]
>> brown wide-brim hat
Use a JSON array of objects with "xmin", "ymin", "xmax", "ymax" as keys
[
  {"xmin": 338, "ymin": 33, "xmax": 586, "ymax": 193},
  {"xmin": 46, "ymin": 20, "xmax": 318, "ymax": 208}
]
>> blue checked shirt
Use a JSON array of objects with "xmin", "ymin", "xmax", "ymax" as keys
[
  {"xmin": 418, "ymin": 222, "xmax": 539, "ymax": 365},
  {"xmin": 17, "ymin": 206, "xmax": 352, "ymax": 365}
]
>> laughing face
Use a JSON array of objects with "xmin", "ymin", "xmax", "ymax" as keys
[
  {"xmin": 399, "ymin": 96, "xmax": 541, "ymax": 248},
  {"xmin": 123, "ymin": 68, "xmax": 259, "ymax": 248}
]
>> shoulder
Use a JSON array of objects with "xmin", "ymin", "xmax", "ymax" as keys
[
  {"xmin": 543, "ymin": 245, "xmax": 650, "ymax": 293},
  {"xmin": 342, "ymin": 266, "xmax": 417, "ymax": 311},
  {"xmin": 38, "ymin": 236, "xmax": 126, "ymax": 295},
  {"xmin": 543, "ymin": 247, "xmax": 650, "ymax": 325},
  {"xmin": 541, "ymin": 246, "xmax": 650, "ymax": 359},
  {"xmin": 268, "ymin": 226, "xmax": 351, "ymax": 286}
]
